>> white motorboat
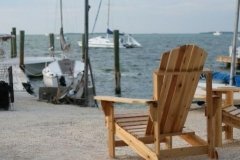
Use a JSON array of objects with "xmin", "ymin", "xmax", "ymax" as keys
[
  {"xmin": 78, "ymin": 32, "xmax": 141, "ymax": 49},
  {"xmin": 78, "ymin": 35, "xmax": 123, "ymax": 48},
  {"xmin": 213, "ymin": 31, "xmax": 221, "ymax": 36},
  {"xmin": 42, "ymin": 58, "xmax": 85, "ymax": 87}
]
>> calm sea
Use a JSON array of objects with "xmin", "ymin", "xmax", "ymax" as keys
[{"xmin": 5, "ymin": 33, "xmax": 234, "ymax": 99}]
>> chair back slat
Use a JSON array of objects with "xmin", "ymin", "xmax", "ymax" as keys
[{"xmin": 152, "ymin": 45, "xmax": 207, "ymax": 134}]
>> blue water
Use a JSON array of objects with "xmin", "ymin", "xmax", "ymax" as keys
[{"xmin": 5, "ymin": 33, "xmax": 234, "ymax": 99}]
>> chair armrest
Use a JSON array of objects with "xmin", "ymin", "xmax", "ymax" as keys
[
  {"xmin": 212, "ymin": 87, "xmax": 240, "ymax": 92},
  {"xmin": 94, "ymin": 96, "xmax": 157, "ymax": 105}
]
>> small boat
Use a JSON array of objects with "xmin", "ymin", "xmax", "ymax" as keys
[
  {"xmin": 123, "ymin": 34, "xmax": 142, "ymax": 48},
  {"xmin": 42, "ymin": 58, "xmax": 84, "ymax": 87},
  {"xmin": 213, "ymin": 31, "xmax": 221, "ymax": 36}
]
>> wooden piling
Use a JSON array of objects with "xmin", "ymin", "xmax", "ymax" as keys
[
  {"xmin": 114, "ymin": 30, "xmax": 121, "ymax": 94},
  {"xmin": 49, "ymin": 33, "xmax": 55, "ymax": 51},
  {"xmin": 82, "ymin": 34, "xmax": 85, "ymax": 60},
  {"xmin": 19, "ymin": 31, "xmax": 25, "ymax": 69},
  {"xmin": 12, "ymin": 27, "xmax": 17, "ymax": 58},
  {"xmin": 10, "ymin": 31, "xmax": 14, "ymax": 58},
  {"xmin": 8, "ymin": 66, "xmax": 14, "ymax": 103}
]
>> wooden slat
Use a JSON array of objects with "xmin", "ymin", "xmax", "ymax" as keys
[
  {"xmin": 223, "ymin": 110, "xmax": 240, "ymax": 129},
  {"xmin": 223, "ymin": 106, "xmax": 237, "ymax": 112},
  {"xmin": 229, "ymin": 108, "xmax": 240, "ymax": 116},
  {"xmin": 157, "ymin": 46, "xmax": 181, "ymax": 133},
  {"xmin": 127, "ymin": 128, "xmax": 146, "ymax": 133},
  {"xmin": 164, "ymin": 45, "xmax": 193, "ymax": 132},
  {"xmin": 116, "ymin": 116, "xmax": 148, "ymax": 123},
  {"xmin": 115, "ymin": 113, "xmax": 148, "ymax": 119},
  {"xmin": 123, "ymin": 124, "xmax": 147, "ymax": 130},
  {"xmin": 155, "ymin": 70, "xmax": 202, "ymax": 75},
  {"xmin": 117, "ymin": 121, "xmax": 148, "ymax": 127}
]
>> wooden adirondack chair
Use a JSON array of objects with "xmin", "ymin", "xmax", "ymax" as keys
[
  {"xmin": 212, "ymin": 87, "xmax": 240, "ymax": 147},
  {"xmin": 95, "ymin": 44, "xmax": 218, "ymax": 159}
]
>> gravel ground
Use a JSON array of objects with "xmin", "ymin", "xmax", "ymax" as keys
[{"xmin": 0, "ymin": 91, "xmax": 240, "ymax": 160}]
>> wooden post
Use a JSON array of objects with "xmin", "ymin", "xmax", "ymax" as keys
[
  {"xmin": 82, "ymin": 34, "xmax": 85, "ymax": 60},
  {"xmin": 12, "ymin": 27, "xmax": 17, "ymax": 58},
  {"xmin": 10, "ymin": 31, "xmax": 14, "ymax": 58},
  {"xmin": 19, "ymin": 30, "xmax": 25, "ymax": 69},
  {"xmin": 205, "ymin": 71, "xmax": 216, "ymax": 158},
  {"xmin": 49, "ymin": 33, "xmax": 55, "ymax": 51},
  {"xmin": 83, "ymin": 0, "xmax": 89, "ymax": 105},
  {"xmin": 114, "ymin": 30, "xmax": 121, "ymax": 94},
  {"xmin": 213, "ymin": 91, "xmax": 222, "ymax": 147},
  {"xmin": 224, "ymin": 91, "xmax": 234, "ymax": 140}
]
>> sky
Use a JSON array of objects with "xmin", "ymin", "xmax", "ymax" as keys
[{"xmin": 0, "ymin": 0, "xmax": 237, "ymax": 34}]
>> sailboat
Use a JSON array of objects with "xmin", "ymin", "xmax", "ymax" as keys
[
  {"xmin": 78, "ymin": 0, "xmax": 141, "ymax": 49},
  {"xmin": 42, "ymin": 0, "xmax": 85, "ymax": 89}
]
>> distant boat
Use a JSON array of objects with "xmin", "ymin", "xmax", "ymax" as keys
[
  {"xmin": 213, "ymin": 31, "xmax": 222, "ymax": 36},
  {"xmin": 78, "ymin": 0, "xmax": 141, "ymax": 49}
]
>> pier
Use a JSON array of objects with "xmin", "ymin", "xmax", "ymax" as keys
[
  {"xmin": 0, "ymin": 64, "xmax": 28, "ymax": 91},
  {"xmin": 216, "ymin": 55, "xmax": 240, "ymax": 67}
]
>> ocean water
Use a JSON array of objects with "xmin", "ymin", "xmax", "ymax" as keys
[{"xmin": 4, "ymin": 33, "xmax": 234, "ymax": 99}]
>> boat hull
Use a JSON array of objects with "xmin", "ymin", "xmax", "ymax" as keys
[
  {"xmin": 1, "ymin": 56, "xmax": 57, "ymax": 77},
  {"xmin": 42, "ymin": 58, "xmax": 85, "ymax": 87}
]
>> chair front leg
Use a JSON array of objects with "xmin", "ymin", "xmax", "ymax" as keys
[{"xmin": 101, "ymin": 101, "xmax": 115, "ymax": 158}]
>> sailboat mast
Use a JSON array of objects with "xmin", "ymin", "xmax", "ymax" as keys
[
  {"xmin": 230, "ymin": 0, "xmax": 240, "ymax": 85},
  {"xmin": 60, "ymin": 0, "xmax": 63, "ymax": 28},
  {"xmin": 107, "ymin": 0, "xmax": 110, "ymax": 29}
]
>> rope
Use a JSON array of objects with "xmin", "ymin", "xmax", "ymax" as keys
[{"xmin": 91, "ymin": 0, "xmax": 103, "ymax": 33}]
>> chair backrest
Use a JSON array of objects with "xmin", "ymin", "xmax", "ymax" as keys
[{"xmin": 152, "ymin": 44, "xmax": 207, "ymax": 134}]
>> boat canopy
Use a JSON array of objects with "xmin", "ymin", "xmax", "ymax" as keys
[{"xmin": 107, "ymin": 28, "xmax": 124, "ymax": 35}]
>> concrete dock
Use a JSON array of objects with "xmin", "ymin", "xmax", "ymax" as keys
[{"xmin": 0, "ymin": 88, "xmax": 239, "ymax": 159}]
